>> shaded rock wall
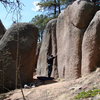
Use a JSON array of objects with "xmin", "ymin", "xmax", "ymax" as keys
[
  {"xmin": 0, "ymin": 20, "xmax": 6, "ymax": 39},
  {"xmin": 0, "ymin": 23, "xmax": 38, "ymax": 91}
]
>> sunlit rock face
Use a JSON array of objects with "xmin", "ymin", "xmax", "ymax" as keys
[
  {"xmin": 56, "ymin": 0, "xmax": 98, "ymax": 80},
  {"xmin": 82, "ymin": 11, "xmax": 100, "ymax": 76}
]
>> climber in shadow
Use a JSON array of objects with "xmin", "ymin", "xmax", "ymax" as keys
[
  {"xmin": 37, "ymin": 54, "xmax": 57, "ymax": 85},
  {"xmin": 47, "ymin": 54, "xmax": 57, "ymax": 78}
]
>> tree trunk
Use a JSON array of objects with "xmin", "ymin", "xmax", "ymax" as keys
[
  {"xmin": 58, "ymin": 0, "xmax": 61, "ymax": 14},
  {"xmin": 54, "ymin": 0, "xmax": 57, "ymax": 17}
]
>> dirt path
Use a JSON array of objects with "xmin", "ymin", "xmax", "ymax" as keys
[{"xmin": 2, "ymin": 68, "xmax": 100, "ymax": 100}]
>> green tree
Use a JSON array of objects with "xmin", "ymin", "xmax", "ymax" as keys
[
  {"xmin": 31, "ymin": 14, "xmax": 52, "ymax": 41},
  {"xmin": 38, "ymin": 0, "xmax": 69, "ymax": 17},
  {"xmin": 38, "ymin": 0, "xmax": 59, "ymax": 17},
  {"xmin": 31, "ymin": 0, "xmax": 71, "ymax": 41}
]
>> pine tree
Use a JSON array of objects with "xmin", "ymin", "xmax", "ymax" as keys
[
  {"xmin": 38, "ymin": 0, "xmax": 69, "ymax": 17},
  {"xmin": 31, "ymin": 14, "xmax": 52, "ymax": 41},
  {"xmin": 38, "ymin": 0, "xmax": 59, "ymax": 17}
]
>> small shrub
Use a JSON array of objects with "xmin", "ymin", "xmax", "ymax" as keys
[{"xmin": 75, "ymin": 89, "xmax": 100, "ymax": 99}]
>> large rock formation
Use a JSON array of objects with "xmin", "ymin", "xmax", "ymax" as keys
[
  {"xmin": 36, "ymin": 1, "xmax": 99, "ymax": 81},
  {"xmin": 56, "ymin": 1, "xmax": 98, "ymax": 80},
  {"xmin": 36, "ymin": 19, "xmax": 58, "ymax": 78},
  {"xmin": 0, "ymin": 23, "xmax": 38, "ymax": 91},
  {"xmin": 0, "ymin": 20, "xmax": 6, "ymax": 39},
  {"xmin": 82, "ymin": 11, "xmax": 100, "ymax": 75}
]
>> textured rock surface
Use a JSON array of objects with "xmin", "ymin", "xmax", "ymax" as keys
[
  {"xmin": 56, "ymin": 1, "xmax": 98, "ymax": 80},
  {"xmin": 82, "ymin": 11, "xmax": 100, "ymax": 76},
  {"xmin": 0, "ymin": 23, "xmax": 38, "ymax": 91},
  {"xmin": 36, "ymin": 19, "xmax": 58, "ymax": 78},
  {"xmin": 70, "ymin": 1, "xmax": 97, "ymax": 29},
  {"xmin": 56, "ymin": 11, "xmax": 66, "ymax": 78},
  {"xmin": 0, "ymin": 20, "xmax": 6, "ymax": 39}
]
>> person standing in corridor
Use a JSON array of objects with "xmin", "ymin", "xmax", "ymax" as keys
[{"xmin": 47, "ymin": 54, "xmax": 56, "ymax": 78}]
